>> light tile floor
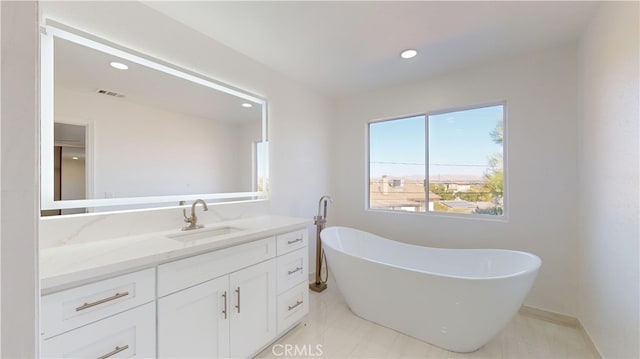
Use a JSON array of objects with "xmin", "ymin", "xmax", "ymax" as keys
[{"xmin": 257, "ymin": 278, "xmax": 598, "ymax": 359}]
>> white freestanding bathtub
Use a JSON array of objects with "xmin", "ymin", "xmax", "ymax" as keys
[{"xmin": 320, "ymin": 226, "xmax": 541, "ymax": 353}]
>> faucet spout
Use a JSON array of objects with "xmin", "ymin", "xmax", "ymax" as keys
[{"xmin": 182, "ymin": 199, "xmax": 209, "ymax": 231}]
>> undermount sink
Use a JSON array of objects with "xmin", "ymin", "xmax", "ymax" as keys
[{"xmin": 167, "ymin": 226, "xmax": 244, "ymax": 242}]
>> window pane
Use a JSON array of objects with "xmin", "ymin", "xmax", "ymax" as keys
[
  {"xmin": 369, "ymin": 115, "xmax": 426, "ymax": 212},
  {"xmin": 428, "ymin": 105, "xmax": 504, "ymax": 215},
  {"xmin": 256, "ymin": 141, "xmax": 269, "ymax": 192}
]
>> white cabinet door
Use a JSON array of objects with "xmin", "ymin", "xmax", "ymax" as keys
[
  {"xmin": 229, "ymin": 258, "xmax": 277, "ymax": 358},
  {"xmin": 158, "ymin": 276, "xmax": 230, "ymax": 358}
]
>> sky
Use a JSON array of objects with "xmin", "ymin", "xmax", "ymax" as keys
[{"xmin": 369, "ymin": 105, "xmax": 503, "ymax": 180}]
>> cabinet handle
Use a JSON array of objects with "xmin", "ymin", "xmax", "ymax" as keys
[
  {"xmin": 222, "ymin": 291, "xmax": 227, "ymax": 319},
  {"xmin": 287, "ymin": 237, "xmax": 303, "ymax": 245},
  {"xmin": 76, "ymin": 292, "xmax": 129, "ymax": 312},
  {"xmin": 235, "ymin": 287, "xmax": 241, "ymax": 313},
  {"xmin": 288, "ymin": 267, "xmax": 303, "ymax": 275},
  {"xmin": 97, "ymin": 345, "xmax": 129, "ymax": 359},
  {"xmin": 288, "ymin": 300, "xmax": 303, "ymax": 311}
]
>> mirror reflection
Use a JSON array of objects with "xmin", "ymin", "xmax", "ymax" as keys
[{"xmin": 42, "ymin": 28, "xmax": 267, "ymax": 215}]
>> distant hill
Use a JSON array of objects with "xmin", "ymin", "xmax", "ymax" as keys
[
  {"xmin": 429, "ymin": 174, "xmax": 485, "ymax": 183},
  {"xmin": 371, "ymin": 174, "xmax": 486, "ymax": 184}
]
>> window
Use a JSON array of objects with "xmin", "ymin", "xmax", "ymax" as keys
[
  {"xmin": 254, "ymin": 141, "xmax": 269, "ymax": 192},
  {"xmin": 368, "ymin": 104, "xmax": 504, "ymax": 216}
]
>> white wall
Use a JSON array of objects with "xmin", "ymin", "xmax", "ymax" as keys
[
  {"xmin": 55, "ymin": 87, "xmax": 258, "ymax": 198},
  {"xmin": 0, "ymin": 2, "xmax": 3, "ymax": 353},
  {"xmin": 60, "ymin": 150, "xmax": 85, "ymax": 200},
  {"xmin": 59, "ymin": 150, "xmax": 85, "ymax": 216},
  {"xmin": 577, "ymin": 2, "xmax": 639, "ymax": 358},
  {"xmin": 332, "ymin": 45, "xmax": 579, "ymax": 315},
  {"xmin": 0, "ymin": 1, "xmax": 39, "ymax": 357}
]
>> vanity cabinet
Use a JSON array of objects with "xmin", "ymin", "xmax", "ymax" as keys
[{"xmin": 41, "ymin": 224, "xmax": 309, "ymax": 359}]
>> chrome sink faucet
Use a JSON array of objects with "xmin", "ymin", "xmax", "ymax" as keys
[{"xmin": 182, "ymin": 199, "xmax": 209, "ymax": 231}]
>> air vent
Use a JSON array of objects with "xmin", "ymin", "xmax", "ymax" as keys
[{"xmin": 96, "ymin": 89, "xmax": 125, "ymax": 98}]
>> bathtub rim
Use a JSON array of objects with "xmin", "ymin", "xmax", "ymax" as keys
[{"xmin": 320, "ymin": 226, "xmax": 541, "ymax": 281}]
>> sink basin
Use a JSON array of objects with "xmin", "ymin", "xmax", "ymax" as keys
[{"xmin": 167, "ymin": 226, "xmax": 244, "ymax": 242}]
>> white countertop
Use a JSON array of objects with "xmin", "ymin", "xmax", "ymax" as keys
[{"xmin": 40, "ymin": 215, "xmax": 310, "ymax": 294}]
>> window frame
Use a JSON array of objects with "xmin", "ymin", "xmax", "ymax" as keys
[{"xmin": 365, "ymin": 101, "xmax": 508, "ymax": 221}]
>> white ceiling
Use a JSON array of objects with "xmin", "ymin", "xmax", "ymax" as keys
[{"xmin": 144, "ymin": 1, "xmax": 600, "ymax": 98}]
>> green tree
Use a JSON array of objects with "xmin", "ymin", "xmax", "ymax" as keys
[
  {"xmin": 484, "ymin": 157, "xmax": 503, "ymax": 196},
  {"xmin": 490, "ymin": 119, "xmax": 503, "ymax": 144},
  {"xmin": 429, "ymin": 183, "xmax": 455, "ymax": 200},
  {"xmin": 484, "ymin": 118, "xmax": 504, "ymax": 206},
  {"xmin": 457, "ymin": 191, "xmax": 481, "ymax": 202}
]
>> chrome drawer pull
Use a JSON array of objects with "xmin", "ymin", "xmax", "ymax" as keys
[
  {"xmin": 288, "ymin": 267, "xmax": 303, "ymax": 275},
  {"xmin": 222, "ymin": 291, "xmax": 228, "ymax": 319},
  {"xmin": 287, "ymin": 237, "xmax": 303, "ymax": 245},
  {"xmin": 97, "ymin": 345, "xmax": 129, "ymax": 359},
  {"xmin": 288, "ymin": 300, "xmax": 303, "ymax": 311},
  {"xmin": 235, "ymin": 287, "xmax": 241, "ymax": 313},
  {"xmin": 76, "ymin": 292, "xmax": 129, "ymax": 312}
]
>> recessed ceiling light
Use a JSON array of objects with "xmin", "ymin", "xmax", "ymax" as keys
[
  {"xmin": 400, "ymin": 49, "xmax": 418, "ymax": 59},
  {"xmin": 110, "ymin": 62, "xmax": 129, "ymax": 70},
  {"xmin": 72, "ymin": 156, "xmax": 79, "ymax": 160},
  {"xmin": 241, "ymin": 103, "xmax": 253, "ymax": 108}
]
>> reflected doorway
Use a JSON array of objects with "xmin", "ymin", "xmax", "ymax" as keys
[{"xmin": 42, "ymin": 123, "xmax": 88, "ymax": 216}]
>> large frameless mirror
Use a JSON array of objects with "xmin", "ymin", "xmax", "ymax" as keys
[{"xmin": 40, "ymin": 24, "xmax": 268, "ymax": 215}]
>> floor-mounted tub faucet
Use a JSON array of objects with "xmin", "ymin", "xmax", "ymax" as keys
[
  {"xmin": 182, "ymin": 199, "xmax": 209, "ymax": 231},
  {"xmin": 310, "ymin": 195, "xmax": 332, "ymax": 292}
]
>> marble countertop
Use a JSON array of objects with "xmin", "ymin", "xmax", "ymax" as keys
[{"xmin": 40, "ymin": 215, "xmax": 310, "ymax": 294}]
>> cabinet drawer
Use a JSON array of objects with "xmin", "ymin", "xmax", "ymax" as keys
[
  {"xmin": 277, "ymin": 247, "xmax": 308, "ymax": 294},
  {"xmin": 276, "ymin": 230, "xmax": 307, "ymax": 255},
  {"xmin": 41, "ymin": 268, "xmax": 155, "ymax": 339},
  {"xmin": 158, "ymin": 237, "xmax": 276, "ymax": 297},
  {"xmin": 277, "ymin": 281, "xmax": 309, "ymax": 334},
  {"xmin": 41, "ymin": 301, "xmax": 156, "ymax": 358}
]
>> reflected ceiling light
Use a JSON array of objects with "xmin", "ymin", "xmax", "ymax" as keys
[
  {"xmin": 400, "ymin": 49, "xmax": 418, "ymax": 59},
  {"xmin": 110, "ymin": 61, "xmax": 129, "ymax": 70},
  {"xmin": 72, "ymin": 156, "xmax": 79, "ymax": 160},
  {"xmin": 241, "ymin": 103, "xmax": 253, "ymax": 108}
]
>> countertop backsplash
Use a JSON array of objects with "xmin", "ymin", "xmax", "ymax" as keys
[{"xmin": 39, "ymin": 200, "xmax": 269, "ymax": 249}]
